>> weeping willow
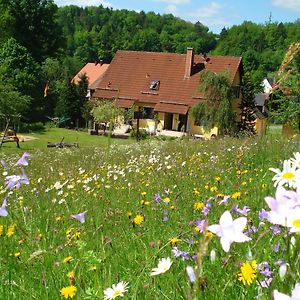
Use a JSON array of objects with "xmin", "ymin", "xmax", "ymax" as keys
[{"xmin": 192, "ymin": 70, "xmax": 237, "ymax": 136}]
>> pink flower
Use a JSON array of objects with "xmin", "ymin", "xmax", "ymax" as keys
[
  {"xmin": 71, "ymin": 211, "xmax": 87, "ymax": 223},
  {"xmin": 207, "ymin": 210, "xmax": 251, "ymax": 252},
  {"xmin": 0, "ymin": 198, "xmax": 8, "ymax": 217},
  {"xmin": 14, "ymin": 152, "xmax": 30, "ymax": 166}
]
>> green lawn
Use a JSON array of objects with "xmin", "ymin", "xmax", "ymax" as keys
[{"xmin": 0, "ymin": 127, "xmax": 133, "ymax": 152}]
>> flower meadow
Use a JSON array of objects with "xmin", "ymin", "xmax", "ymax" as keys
[{"xmin": 0, "ymin": 137, "xmax": 299, "ymax": 299}]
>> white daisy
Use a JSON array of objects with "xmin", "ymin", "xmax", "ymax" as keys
[
  {"xmin": 150, "ymin": 257, "xmax": 173, "ymax": 276},
  {"xmin": 291, "ymin": 152, "xmax": 300, "ymax": 169},
  {"xmin": 269, "ymin": 159, "xmax": 300, "ymax": 189},
  {"xmin": 104, "ymin": 281, "xmax": 129, "ymax": 300}
]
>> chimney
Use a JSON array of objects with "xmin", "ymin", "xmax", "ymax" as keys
[{"xmin": 185, "ymin": 47, "xmax": 194, "ymax": 79}]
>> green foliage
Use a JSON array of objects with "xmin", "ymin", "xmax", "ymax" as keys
[
  {"xmin": 238, "ymin": 72, "xmax": 257, "ymax": 134},
  {"xmin": 193, "ymin": 70, "xmax": 237, "ymax": 135},
  {"xmin": 213, "ymin": 21, "xmax": 300, "ymax": 89},
  {"xmin": 57, "ymin": 6, "xmax": 217, "ymax": 62},
  {"xmin": 2, "ymin": 0, "xmax": 64, "ymax": 62},
  {"xmin": 0, "ymin": 84, "xmax": 30, "ymax": 120},
  {"xmin": 91, "ymin": 99, "xmax": 123, "ymax": 136}
]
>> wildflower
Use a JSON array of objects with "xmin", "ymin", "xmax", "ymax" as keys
[
  {"xmin": 127, "ymin": 212, "xmax": 132, "ymax": 218},
  {"xmin": 5, "ymin": 172, "xmax": 29, "ymax": 189},
  {"xmin": 270, "ymin": 160, "xmax": 300, "ymax": 189},
  {"xmin": 150, "ymin": 257, "xmax": 173, "ymax": 276},
  {"xmin": 279, "ymin": 263, "xmax": 287, "ymax": 280},
  {"xmin": 7, "ymin": 224, "xmax": 16, "ymax": 237},
  {"xmin": 171, "ymin": 247, "xmax": 189, "ymax": 260},
  {"xmin": 71, "ymin": 210, "xmax": 87, "ymax": 223},
  {"xmin": 207, "ymin": 210, "xmax": 251, "ymax": 252},
  {"xmin": 60, "ymin": 285, "xmax": 77, "ymax": 299},
  {"xmin": 233, "ymin": 205, "xmax": 250, "ymax": 216},
  {"xmin": 14, "ymin": 252, "xmax": 20, "ymax": 258},
  {"xmin": 163, "ymin": 197, "xmax": 170, "ymax": 204},
  {"xmin": 193, "ymin": 202, "xmax": 204, "ymax": 211},
  {"xmin": 14, "ymin": 152, "xmax": 30, "ymax": 166},
  {"xmin": 67, "ymin": 271, "xmax": 75, "ymax": 285},
  {"xmin": 141, "ymin": 191, "xmax": 147, "ymax": 196},
  {"xmin": 186, "ymin": 266, "xmax": 196, "ymax": 283},
  {"xmin": 154, "ymin": 193, "xmax": 161, "ymax": 203},
  {"xmin": 265, "ymin": 186, "xmax": 300, "ymax": 229},
  {"xmin": 210, "ymin": 249, "xmax": 216, "ymax": 263},
  {"xmin": 133, "ymin": 214, "xmax": 144, "ymax": 226},
  {"xmin": 0, "ymin": 198, "xmax": 8, "ymax": 217},
  {"xmin": 290, "ymin": 152, "xmax": 300, "ymax": 169},
  {"xmin": 104, "ymin": 281, "xmax": 129, "ymax": 299},
  {"xmin": 232, "ymin": 192, "xmax": 241, "ymax": 199},
  {"xmin": 90, "ymin": 265, "xmax": 97, "ymax": 271},
  {"xmin": 169, "ymin": 237, "xmax": 180, "ymax": 245},
  {"xmin": 273, "ymin": 283, "xmax": 300, "ymax": 300},
  {"xmin": 238, "ymin": 260, "xmax": 257, "ymax": 286},
  {"xmin": 0, "ymin": 225, "xmax": 3, "ymax": 235},
  {"xmin": 63, "ymin": 256, "xmax": 73, "ymax": 263}
]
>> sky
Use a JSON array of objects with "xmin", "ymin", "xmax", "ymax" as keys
[{"xmin": 54, "ymin": 0, "xmax": 300, "ymax": 34}]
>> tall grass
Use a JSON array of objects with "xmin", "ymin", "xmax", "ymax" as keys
[{"xmin": 0, "ymin": 135, "xmax": 299, "ymax": 299}]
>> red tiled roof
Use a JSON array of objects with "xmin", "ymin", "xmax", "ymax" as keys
[
  {"xmin": 91, "ymin": 50, "xmax": 242, "ymax": 110},
  {"xmin": 116, "ymin": 99, "xmax": 135, "ymax": 108},
  {"xmin": 154, "ymin": 102, "xmax": 189, "ymax": 114},
  {"xmin": 72, "ymin": 63, "xmax": 109, "ymax": 87}
]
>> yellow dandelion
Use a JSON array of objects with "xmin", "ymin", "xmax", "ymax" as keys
[
  {"xmin": 133, "ymin": 215, "xmax": 144, "ymax": 226},
  {"xmin": 193, "ymin": 202, "xmax": 204, "ymax": 211},
  {"xmin": 238, "ymin": 260, "xmax": 257, "ymax": 286},
  {"xmin": 193, "ymin": 189, "xmax": 200, "ymax": 196},
  {"xmin": 7, "ymin": 224, "xmax": 16, "ymax": 237},
  {"xmin": 0, "ymin": 225, "xmax": 4, "ymax": 236},
  {"xmin": 215, "ymin": 176, "xmax": 221, "ymax": 182},
  {"xmin": 90, "ymin": 265, "xmax": 97, "ymax": 271},
  {"xmin": 60, "ymin": 285, "xmax": 77, "ymax": 299},
  {"xmin": 205, "ymin": 232, "xmax": 214, "ymax": 238},
  {"xmin": 232, "ymin": 192, "xmax": 241, "ymax": 199},
  {"xmin": 141, "ymin": 191, "xmax": 147, "ymax": 196},
  {"xmin": 169, "ymin": 237, "xmax": 180, "ymax": 245},
  {"xmin": 63, "ymin": 256, "xmax": 73, "ymax": 263},
  {"xmin": 210, "ymin": 186, "xmax": 218, "ymax": 192},
  {"xmin": 163, "ymin": 197, "xmax": 170, "ymax": 203},
  {"xmin": 14, "ymin": 252, "xmax": 21, "ymax": 258},
  {"xmin": 127, "ymin": 212, "xmax": 132, "ymax": 218}
]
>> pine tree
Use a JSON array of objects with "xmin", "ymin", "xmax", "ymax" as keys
[{"xmin": 238, "ymin": 72, "xmax": 256, "ymax": 134}]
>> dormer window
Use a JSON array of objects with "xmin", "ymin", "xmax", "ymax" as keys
[{"xmin": 149, "ymin": 80, "xmax": 160, "ymax": 90}]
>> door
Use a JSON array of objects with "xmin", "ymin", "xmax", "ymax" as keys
[{"xmin": 164, "ymin": 113, "xmax": 173, "ymax": 130}]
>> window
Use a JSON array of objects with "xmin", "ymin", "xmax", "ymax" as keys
[
  {"xmin": 149, "ymin": 80, "xmax": 160, "ymax": 90},
  {"xmin": 134, "ymin": 107, "xmax": 154, "ymax": 119}
]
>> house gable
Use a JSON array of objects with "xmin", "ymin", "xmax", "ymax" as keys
[{"xmin": 90, "ymin": 49, "xmax": 242, "ymax": 110}]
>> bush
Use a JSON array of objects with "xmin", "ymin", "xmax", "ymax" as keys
[
  {"xmin": 19, "ymin": 122, "xmax": 45, "ymax": 133},
  {"xmin": 130, "ymin": 129, "xmax": 149, "ymax": 140}
]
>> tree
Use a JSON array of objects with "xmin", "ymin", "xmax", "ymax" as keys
[
  {"xmin": 3, "ymin": 0, "xmax": 64, "ymax": 62},
  {"xmin": 238, "ymin": 72, "xmax": 256, "ymax": 134},
  {"xmin": 192, "ymin": 70, "xmax": 236, "ymax": 135},
  {"xmin": 91, "ymin": 100, "xmax": 123, "ymax": 136},
  {"xmin": 0, "ymin": 38, "xmax": 42, "ymax": 121},
  {"xmin": 0, "ymin": 84, "xmax": 30, "ymax": 122}
]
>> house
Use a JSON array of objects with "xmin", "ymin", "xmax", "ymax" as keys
[
  {"xmin": 72, "ymin": 61, "xmax": 109, "ymax": 98},
  {"xmin": 252, "ymin": 77, "xmax": 273, "ymax": 135},
  {"xmin": 89, "ymin": 48, "xmax": 243, "ymax": 138},
  {"xmin": 254, "ymin": 93, "xmax": 269, "ymax": 135}
]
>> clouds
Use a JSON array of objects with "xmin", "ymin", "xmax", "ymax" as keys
[
  {"xmin": 272, "ymin": 0, "xmax": 300, "ymax": 11},
  {"xmin": 187, "ymin": 2, "xmax": 222, "ymax": 19},
  {"xmin": 55, "ymin": 0, "xmax": 113, "ymax": 7}
]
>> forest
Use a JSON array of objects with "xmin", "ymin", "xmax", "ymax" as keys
[{"xmin": 0, "ymin": 0, "xmax": 299, "ymax": 128}]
